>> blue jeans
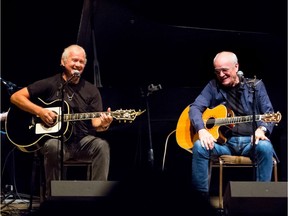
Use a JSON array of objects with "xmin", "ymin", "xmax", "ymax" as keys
[{"xmin": 191, "ymin": 136, "xmax": 277, "ymax": 193}]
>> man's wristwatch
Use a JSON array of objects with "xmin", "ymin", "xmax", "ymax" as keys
[{"xmin": 258, "ymin": 126, "xmax": 267, "ymax": 133}]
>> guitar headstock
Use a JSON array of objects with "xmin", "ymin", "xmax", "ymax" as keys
[
  {"xmin": 112, "ymin": 109, "xmax": 146, "ymax": 122},
  {"xmin": 262, "ymin": 112, "xmax": 282, "ymax": 124}
]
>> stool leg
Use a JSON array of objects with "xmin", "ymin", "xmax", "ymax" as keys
[
  {"xmin": 219, "ymin": 159, "xmax": 223, "ymax": 209},
  {"xmin": 87, "ymin": 164, "xmax": 92, "ymax": 180},
  {"xmin": 208, "ymin": 160, "xmax": 213, "ymax": 188},
  {"xmin": 29, "ymin": 153, "xmax": 40, "ymax": 211},
  {"xmin": 39, "ymin": 156, "xmax": 46, "ymax": 203},
  {"xmin": 273, "ymin": 160, "xmax": 278, "ymax": 182}
]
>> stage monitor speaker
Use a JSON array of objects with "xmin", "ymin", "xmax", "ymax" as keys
[
  {"xmin": 223, "ymin": 181, "xmax": 287, "ymax": 216},
  {"xmin": 50, "ymin": 180, "xmax": 119, "ymax": 198},
  {"xmin": 39, "ymin": 181, "xmax": 119, "ymax": 216}
]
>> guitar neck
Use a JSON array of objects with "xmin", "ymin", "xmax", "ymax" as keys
[
  {"xmin": 59, "ymin": 109, "xmax": 144, "ymax": 122},
  {"xmin": 213, "ymin": 114, "xmax": 262, "ymax": 126},
  {"xmin": 61, "ymin": 112, "xmax": 107, "ymax": 122}
]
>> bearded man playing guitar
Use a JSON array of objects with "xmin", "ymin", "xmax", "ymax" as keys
[{"xmin": 188, "ymin": 51, "xmax": 280, "ymax": 201}]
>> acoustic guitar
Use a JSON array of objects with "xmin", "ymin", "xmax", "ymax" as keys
[
  {"xmin": 5, "ymin": 98, "xmax": 145, "ymax": 152},
  {"xmin": 175, "ymin": 104, "xmax": 282, "ymax": 152}
]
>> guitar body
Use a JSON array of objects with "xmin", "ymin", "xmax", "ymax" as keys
[
  {"xmin": 5, "ymin": 98, "xmax": 72, "ymax": 152},
  {"xmin": 176, "ymin": 104, "xmax": 232, "ymax": 152},
  {"xmin": 176, "ymin": 104, "xmax": 281, "ymax": 152},
  {"xmin": 175, "ymin": 106, "xmax": 194, "ymax": 153},
  {"xmin": 5, "ymin": 98, "xmax": 145, "ymax": 153}
]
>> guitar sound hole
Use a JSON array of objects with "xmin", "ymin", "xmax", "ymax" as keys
[
  {"xmin": 206, "ymin": 118, "xmax": 215, "ymax": 129},
  {"xmin": 41, "ymin": 121, "xmax": 57, "ymax": 128}
]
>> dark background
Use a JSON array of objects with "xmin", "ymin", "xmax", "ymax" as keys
[{"xmin": 1, "ymin": 0, "xmax": 287, "ymax": 196}]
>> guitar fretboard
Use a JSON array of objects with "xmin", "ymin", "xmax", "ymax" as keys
[
  {"xmin": 63, "ymin": 112, "xmax": 102, "ymax": 122},
  {"xmin": 207, "ymin": 115, "xmax": 262, "ymax": 126}
]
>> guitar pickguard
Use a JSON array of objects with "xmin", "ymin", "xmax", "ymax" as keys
[{"xmin": 35, "ymin": 106, "xmax": 62, "ymax": 134}]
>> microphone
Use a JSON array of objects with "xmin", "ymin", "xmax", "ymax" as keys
[
  {"xmin": 148, "ymin": 84, "xmax": 162, "ymax": 93},
  {"xmin": 1, "ymin": 78, "xmax": 17, "ymax": 88},
  {"xmin": 147, "ymin": 84, "xmax": 162, "ymax": 96},
  {"xmin": 1, "ymin": 78, "xmax": 18, "ymax": 95},
  {"xmin": 237, "ymin": 70, "xmax": 244, "ymax": 78},
  {"xmin": 61, "ymin": 70, "xmax": 80, "ymax": 87},
  {"xmin": 237, "ymin": 70, "xmax": 244, "ymax": 84},
  {"xmin": 72, "ymin": 70, "xmax": 81, "ymax": 77}
]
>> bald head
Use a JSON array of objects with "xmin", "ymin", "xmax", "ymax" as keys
[{"xmin": 213, "ymin": 51, "xmax": 240, "ymax": 87}]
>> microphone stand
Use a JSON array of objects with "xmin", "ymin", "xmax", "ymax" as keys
[
  {"xmin": 59, "ymin": 74, "xmax": 76, "ymax": 179},
  {"xmin": 249, "ymin": 76, "xmax": 258, "ymax": 181},
  {"xmin": 145, "ymin": 92, "xmax": 154, "ymax": 169},
  {"xmin": 141, "ymin": 84, "xmax": 162, "ymax": 170}
]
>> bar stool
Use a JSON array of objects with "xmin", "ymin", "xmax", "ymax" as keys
[
  {"xmin": 38, "ymin": 158, "xmax": 93, "ymax": 203},
  {"xmin": 209, "ymin": 155, "xmax": 278, "ymax": 209},
  {"xmin": 63, "ymin": 159, "xmax": 93, "ymax": 180}
]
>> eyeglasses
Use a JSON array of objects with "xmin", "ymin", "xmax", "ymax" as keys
[{"xmin": 214, "ymin": 68, "xmax": 231, "ymax": 75}]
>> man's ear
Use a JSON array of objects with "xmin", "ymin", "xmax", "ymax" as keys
[{"xmin": 60, "ymin": 59, "xmax": 65, "ymax": 67}]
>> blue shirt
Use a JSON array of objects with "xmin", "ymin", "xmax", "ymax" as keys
[{"xmin": 189, "ymin": 78, "xmax": 275, "ymax": 136}]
